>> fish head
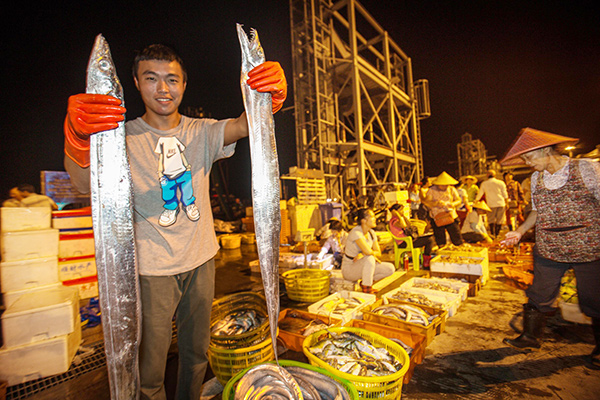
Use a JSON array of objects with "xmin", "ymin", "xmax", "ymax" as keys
[
  {"xmin": 236, "ymin": 23, "xmax": 265, "ymax": 71},
  {"xmin": 86, "ymin": 34, "xmax": 124, "ymax": 102}
]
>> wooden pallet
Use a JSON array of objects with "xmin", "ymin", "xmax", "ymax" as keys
[{"xmin": 296, "ymin": 178, "xmax": 327, "ymax": 205}]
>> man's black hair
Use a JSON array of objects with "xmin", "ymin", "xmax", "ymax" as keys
[
  {"xmin": 132, "ymin": 44, "xmax": 188, "ymax": 82},
  {"xmin": 17, "ymin": 183, "xmax": 35, "ymax": 193}
]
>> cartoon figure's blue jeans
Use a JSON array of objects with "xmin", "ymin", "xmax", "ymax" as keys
[{"xmin": 160, "ymin": 170, "xmax": 195, "ymax": 210}]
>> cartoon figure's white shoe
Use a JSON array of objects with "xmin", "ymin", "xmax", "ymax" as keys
[
  {"xmin": 184, "ymin": 203, "xmax": 200, "ymax": 222},
  {"xmin": 159, "ymin": 208, "xmax": 179, "ymax": 227}
]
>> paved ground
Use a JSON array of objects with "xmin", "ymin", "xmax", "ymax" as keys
[
  {"xmin": 8, "ymin": 242, "xmax": 600, "ymax": 400},
  {"xmin": 401, "ymin": 263, "xmax": 599, "ymax": 400}
]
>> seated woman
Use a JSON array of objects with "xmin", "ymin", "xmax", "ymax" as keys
[
  {"xmin": 341, "ymin": 208, "xmax": 395, "ymax": 293},
  {"xmin": 317, "ymin": 219, "xmax": 347, "ymax": 268},
  {"xmin": 388, "ymin": 203, "xmax": 435, "ymax": 268},
  {"xmin": 461, "ymin": 200, "xmax": 494, "ymax": 243}
]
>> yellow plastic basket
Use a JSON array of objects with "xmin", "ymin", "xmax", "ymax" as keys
[
  {"xmin": 208, "ymin": 335, "xmax": 275, "ymax": 385},
  {"xmin": 283, "ymin": 269, "xmax": 330, "ymax": 303},
  {"xmin": 302, "ymin": 327, "xmax": 410, "ymax": 400},
  {"xmin": 222, "ymin": 360, "xmax": 359, "ymax": 400},
  {"xmin": 210, "ymin": 292, "xmax": 270, "ymax": 349}
]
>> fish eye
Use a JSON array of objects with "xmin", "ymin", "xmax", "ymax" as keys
[{"xmin": 98, "ymin": 59, "xmax": 111, "ymax": 72}]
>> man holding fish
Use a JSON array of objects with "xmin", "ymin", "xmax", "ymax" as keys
[{"xmin": 63, "ymin": 42, "xmax": 286, "ymax": 399}]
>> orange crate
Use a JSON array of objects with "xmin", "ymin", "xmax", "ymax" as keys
[
  {"xmin": 362, "ymin": 299, "xmax": 447, "ymax": 347},
  {"xmin": 429, "ymin": 271, "xmax": 482, "ymax": 296},
  {"xmin": 277, "ymin": 309, "xmax": 341, "ymax": 352},
  {"xmin": 348, "ymin": 319, "xmax": 425, "ymax": 385}
]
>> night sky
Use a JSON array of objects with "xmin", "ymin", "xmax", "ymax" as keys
[{"xmin": 3, "ymin": 0, "xmax": 599, "ymax": 202}]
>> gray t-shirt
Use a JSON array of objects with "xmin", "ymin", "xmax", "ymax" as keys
[{"xmin": 126, "ymin": 116, "xmax": 235, "ymax": 275}]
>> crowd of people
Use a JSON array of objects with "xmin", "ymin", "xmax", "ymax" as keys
[
  {"xmin": 315, "ymin": 167, "xmax": 533, "ymax": 294},
  {"xmin": 315, "ymin": 127, "xmax": 599, "ymax": 370}
]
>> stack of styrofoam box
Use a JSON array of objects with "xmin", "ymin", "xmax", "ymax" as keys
[
  {"xmin": 0, "ymin": 207, "xmax": 81, "ymax": 386},
  {"xmin": 53, "ymin": 209, "xmax": 98, "ymax": 300}
]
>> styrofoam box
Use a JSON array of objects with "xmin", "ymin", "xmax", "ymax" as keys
[
  {"xmin": 401, "ymin": 277, "xmax": 470, "ymax": 302},
  {"xmin": 1, "ymin": 207, "xmax": 52, "ymax": 232},
  {"xmin": 2, "ymin": 282, "xmax": 62, "ymax": 309},
  {"xmin": 52, "ymin": 208, "xmax": 92, "ymax": 231},
  {"xmin": 383, "ymin": 190, "xmax": 409, "ymax": 204},
  {"xmin": 294, "ymin": 253, "xmax": 333, "ymax": 270},
  {"xmin": 308, "ymin": 290, "xmax": 376, "ymax": 325},
  {"xmin": 436, "ymin": 246, "xmax": 488, "ymax": 259},
  {"xmin": 383, "ymin": 285, "xmax": 461, "ymax": 317},
  {"xmin": 1, "ymin": 286, "xmax": 79, "ymax": 348},
  {"xmin": 0, "ymin": 228, "xmax": 59, "ymax": 262},
  {"xmin": 430, "ymin": 255, "xmax": 490, "ymax": 284},
  {"xmin": 63, "ymin": 275, "xmax": 99, "ymax": 300},
  {"xmin": 559, "ymin": 300, "xmax": 592, "ymax": 325},
  {"xmin": 58, "ymin": 256, "xmax": 96, "ymax": 281},
  {"xmin": 329, "ymin": 270, "xmax": 357, "ymax": 292},
  {"xmin": 0, "ymin": 256, "xmax": 59, "ymax": 293},
  {"xmin": 0, "ymin": 325, "xmax": 81, "ymax": 386},
  {"xmin": 59, "ymin": 231, "xmax": 95, "ymax": 258},
  {"xmin": 279, "ymin": 253, "xmax": 304, "ymax": 268}
]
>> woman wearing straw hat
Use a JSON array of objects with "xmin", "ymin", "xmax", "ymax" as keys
[
  {"xmin": 500, "ymin": 127, "xmax": 600, "ymax": 370},
  {"xmin": 461, "ymin": 200, "xmax": 493, "ymax": 243},
  {"xmin": 424, "ymin": 171, "xmax": 464, "ymax": 247},
  {"xmin": 463, "ymin": 175, "xmax": 479, "ymax": 203}
]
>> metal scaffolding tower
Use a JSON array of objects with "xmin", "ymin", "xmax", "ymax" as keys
[
  {"xmin": 457, "ymin": 132, "xmax": 488, "ymax": 177},
  {"xmin": 289, "ymin": 0, "xmax": 429, "ymax": 204}
]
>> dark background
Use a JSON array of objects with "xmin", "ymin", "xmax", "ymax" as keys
[{"xmin": 2, "ymin": 0, "xmax": 599, "ymax": 202}]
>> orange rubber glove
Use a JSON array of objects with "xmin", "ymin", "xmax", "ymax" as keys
[
  {"xmin": 64, "ymin": 94, "xmax": 126, "ymax": 167},
  {"xmin": 247, "ymin": 61, "xmax": 287, "ymax": 113}
]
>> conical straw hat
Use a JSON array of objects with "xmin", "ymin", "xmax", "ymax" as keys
[
  {"xmin": 432, "ymin": 171, "xmax": 458, "ymax": 185},
  {"xmin": 471, "ymin": 200, "xmax": 491, "ymax": 212},
  {"xmin": 500, "ymin": 127, "xmax": 578, "ymax": 165}
]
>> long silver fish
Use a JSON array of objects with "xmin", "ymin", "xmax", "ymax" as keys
[
  {"xmin": 234, "ymin": 364, "xmax": 352, "ymax": 400},
  {"xmin": 234, "ymin": 364, "xmax": 303, "ymax": 400},
  {"xmin": 237, "ymin": 24, "xmax": 281, "ymax": 359},
  {"xmin": 86, "ymin": 34, "xmax": 140, "ymax": 399}
]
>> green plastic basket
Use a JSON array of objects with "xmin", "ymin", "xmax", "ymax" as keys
[
  {"xmin": 283, "ymin": 268, "xmax": 330, "ymax": 302},
  {"xmin": 222, "ymin": 359, "xmax": 359, "ymax": 400}
]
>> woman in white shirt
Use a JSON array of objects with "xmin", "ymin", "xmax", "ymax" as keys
[{"xmin": 341, "ymin": 208, "xmax": 395, "ymax": 293}]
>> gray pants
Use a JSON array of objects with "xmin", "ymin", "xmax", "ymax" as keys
[
  {"xmin": 487, "ymin": 206, "xmax": 506, "ymax": 225},
  {"xmin": 526, "ymin": 249, "xmax": 600, "ymax": 318},
  {"xmin": 139, "ymin": 259, "xmax": 215, "ymax": 400}
]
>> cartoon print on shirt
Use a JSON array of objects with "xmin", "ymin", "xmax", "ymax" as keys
[{"xmin": 155, "ymin": 137, "xmax": 200, "ymax": 227}]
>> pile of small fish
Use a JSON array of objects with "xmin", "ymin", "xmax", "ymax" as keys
[
  {"xmin": 436, "ymin": 254, "xmax": 482, "ymax": 264},
  {"xmin": 370, "ymin": 302, "xmax": 438, "ymax": 326},
  {"xmin": 412, "ymin": 281, "xmax": 459, "ymax": 294},
  {"xmin": 211, "ymin": 309, "xmax": 265, "ymax": 336},
  {"xmin": 315, "ymin": 295, "xmax": 367, "ymax": 315},
  {"xmin": 234, "ymin": 363, "xmax": 351, "ymax": 400},
  {"xmin": 279, "ymin": 311, "xmax": 333, "ymax": 337},
  {"xmin": 386, "ymin": 290, "xmax": 441, "ymax": 308},
  {"xmin": 307, "ymin": 330, "xmax": 403, "ymax": 377},
  {"xmin": 440, "ymin": 244, "xmax": 483, "ymax": 253}
]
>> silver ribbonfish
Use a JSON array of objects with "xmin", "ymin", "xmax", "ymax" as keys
[
  {"xmin": 86, "ymin": 34, "xmax": 141, "ymax": 399},
  {"xmin": 236, "ymin": 24, "xmax": 281, "ymax": 359}
]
